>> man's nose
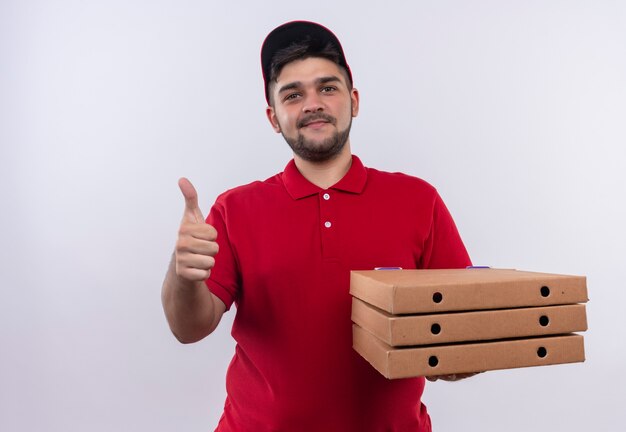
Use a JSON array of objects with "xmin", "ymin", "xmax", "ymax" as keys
[{"xmin": 302, "ymin": 92, "xmax": 324, "ymax": 113}]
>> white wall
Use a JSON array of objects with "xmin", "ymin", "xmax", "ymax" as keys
[{"xmin": 2, "ymin": 1, "xmax": 625, "ymax": 430}]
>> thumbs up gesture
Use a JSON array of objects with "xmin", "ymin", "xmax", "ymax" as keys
[{"xmin": 175, "ymin": 178, "xmax": 219, "ymax": 282}]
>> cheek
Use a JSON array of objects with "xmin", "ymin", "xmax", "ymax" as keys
[
  {"xmin": 339, "ymin": 104, "xmax": 354, "ymax": 124},
  {"xmin": 277, "ymin": 112, "xmax": 297, "ymax": 131}
]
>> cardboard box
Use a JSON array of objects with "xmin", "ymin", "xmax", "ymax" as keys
[
  {"xmin": 353, "ymin": 324, "xmax": 585, "ymax": 379},
  {"xmin": 350, "ymin": 268, "xmax": 588, "ymax": 314},
  {"xmin": 352, "ymin": 298, "xmax": 588, "ymax": 346}
]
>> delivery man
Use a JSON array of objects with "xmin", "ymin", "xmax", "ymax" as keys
[{"xmin": 162, "ymin": 20, "xmax": 474, "ymax": 432}]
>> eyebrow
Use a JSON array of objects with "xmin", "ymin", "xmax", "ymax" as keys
[{"xmin": 277, "ymin": 75, "xmax": 343, "ymax": 94}]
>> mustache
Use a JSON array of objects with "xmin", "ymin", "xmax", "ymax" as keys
[{"xmin": 297, "ymin": 113, "xmax": 336, "ymax": 128}]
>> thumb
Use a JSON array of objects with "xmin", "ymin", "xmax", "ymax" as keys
[{"xmin": 178, "ymin": 177, "xmax": 205, "ymax": 223}]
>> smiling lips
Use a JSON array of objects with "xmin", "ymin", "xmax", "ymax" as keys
[{"xmin": 304, "ymin": 120, "xmax": 328, "ymax": 129}]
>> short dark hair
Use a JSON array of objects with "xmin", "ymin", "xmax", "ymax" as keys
[{"xmin": 267, "ymin": 38, "xmax": 353, "ymax": 105}]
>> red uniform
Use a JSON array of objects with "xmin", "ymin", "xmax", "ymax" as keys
[{"xmin": 206, "ymin": 155, "xmax": 471, "ymax": 431}]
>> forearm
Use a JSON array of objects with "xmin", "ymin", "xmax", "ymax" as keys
[{"xmin": 161, "ymin": 255, "xmax": 222, "ymax": 343}]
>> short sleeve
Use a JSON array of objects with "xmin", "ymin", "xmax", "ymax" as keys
[
  {"xmin": 205, "ymin": 199, "xmax": 240, "ymax": 310},
  {"xmin": 420, "ymin": 192, "xmax": 472, "ymax": 269}
]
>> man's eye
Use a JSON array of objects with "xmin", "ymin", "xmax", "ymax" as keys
[
  {"xmin": 321, "ymin": 86, "xmax": 336, "ymax": 93},
  {"xmin": 284, "ymin": 93, "xmax": 301, "ymax": 101}
]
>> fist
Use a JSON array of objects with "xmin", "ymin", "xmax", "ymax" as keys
[{"xmin": 175, "ymin": 178, "xmax": 219, "ymax": 282}]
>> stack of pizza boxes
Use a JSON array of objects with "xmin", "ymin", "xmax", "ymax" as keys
[{"xmin": 350, "ymin": 268, "xmax": 588, "ymax": 379}]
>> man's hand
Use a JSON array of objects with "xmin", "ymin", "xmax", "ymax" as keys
[
  {"xmin": 175, "ymin": 177, "xmax": 219, "ymax": 282},
  {"xmin": 425, "ymin": 372, "xmax": 482, "ymax": 382},
  {"xmin": 162, "ymin": 178, "xmax": 225, "ymax": 343}
]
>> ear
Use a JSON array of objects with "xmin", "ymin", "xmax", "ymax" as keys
[
  {"xmin": 350, "ymin": 88, "xmax": 360, "ymax": 117},
  {"xmin": 266, "ymin": 105, "xmax": 282, "ymax": 133}
]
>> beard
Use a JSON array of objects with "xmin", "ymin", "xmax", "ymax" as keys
[{"xmin": 280, "ymin": 112, "xmax": 352, "ymax": 163}]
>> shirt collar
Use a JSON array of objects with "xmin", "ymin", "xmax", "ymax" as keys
[{"xmin": 282, "ymin": 155, "xmax": 368, "ymax": 200}]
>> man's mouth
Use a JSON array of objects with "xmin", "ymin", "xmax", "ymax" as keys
[
  {"xmin": 298, "ymin": 114, "xmax": 335, "ymax": 129},
  {"xmin": 303, "ymin": 120, "xmax": 328, "ymax": 128}
]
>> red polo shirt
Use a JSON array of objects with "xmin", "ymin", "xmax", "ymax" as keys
[{"xmin": 206, "ymin": 155, "xmax": 471, "ymax": 432}]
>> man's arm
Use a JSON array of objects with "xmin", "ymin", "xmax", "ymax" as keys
[{"xmin": 161, "ymin": 178, "xmax": 226, "ymax": 344}]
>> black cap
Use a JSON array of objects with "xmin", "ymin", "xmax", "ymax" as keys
[{"xmin": 261, "ymin": 20, "xmax": 352, "ymax": 104}]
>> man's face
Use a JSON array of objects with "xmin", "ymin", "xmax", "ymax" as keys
[{"xmin": 266, "ymin": 57, "xmax": 359, "ymax": 163}]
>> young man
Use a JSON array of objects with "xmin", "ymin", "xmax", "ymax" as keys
[{"xmin": 162, "ymin": 21, "xmax": 472, "ymax": 431}]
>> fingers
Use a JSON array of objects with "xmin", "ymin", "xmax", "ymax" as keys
[
  {"xmin": 178, "ymin": 177, "xmax": 205, "ymax": 223},
  {"xmin": 426, "ymin": 372, "xmax": 483, "ymax": 382},
  {"xmin": 175, "ymin": 178, "xmax": 218, "ymax": 282},
  {"xmin": 175, "ymin": 235, "xmax": 218, "ymax": 282},
  {"xmin": 178, "ymin": 220, "xmax": 218, "ymax": 242},
  {"xmin": 176, "ymin": 251, "xmax": 216, "ymax": 281},
  {"xmin": 176, "ymin": 265, "xmax": 212, "ymax": 282},
  {"xmin": 177, "ymin": 228, "xmax": 219, "ymax": 255},
  {"xmin": 426, "ymin": 374, "xmax": 456, "ymax": 382},
  {"xmin": 454, "ymin": 372, "xmax": 480, "ymax": 380}
]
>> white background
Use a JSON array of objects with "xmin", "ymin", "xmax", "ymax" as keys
[{"xmin": 2, "ymin": 1, "xmax": 625, "ymax": 431}]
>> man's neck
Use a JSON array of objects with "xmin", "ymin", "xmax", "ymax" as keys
[{"xmin": 293, "ymin": 145, "xmax": 353, "ymax": 190}]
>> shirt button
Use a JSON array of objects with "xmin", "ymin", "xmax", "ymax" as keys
[
  {"xmin": 323, "ymin": 193, "xmax": 330, "ymax": 200},
  {"xmin": 324, "ymin": 221, "xmax": 332, "ymax": 228}
]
